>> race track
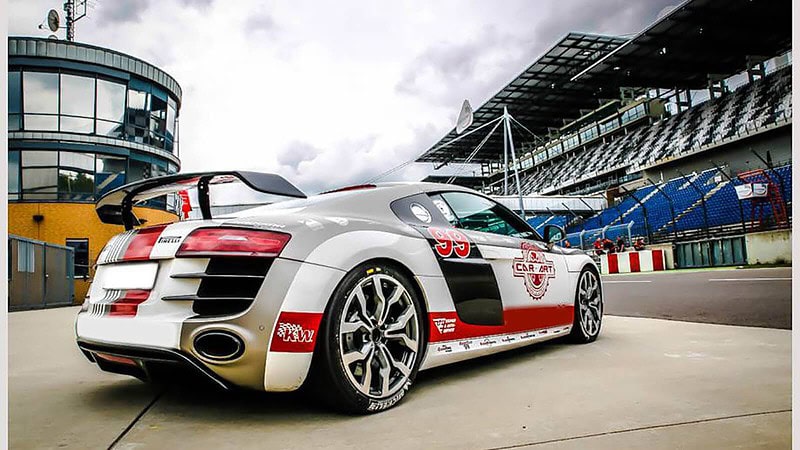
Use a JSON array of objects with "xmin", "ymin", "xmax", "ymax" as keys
[
  {"xmin": 8, "ymin": 267, "xmax": 792, "ymax": 449},
  {"xmin": 603, "ymin": 267, "xmax": 791, "ymax": 329}
]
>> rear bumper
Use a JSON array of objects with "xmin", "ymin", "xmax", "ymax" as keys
[{"xmin": 76, "ymin": 338, "xmax": 233, "ymax": 390}]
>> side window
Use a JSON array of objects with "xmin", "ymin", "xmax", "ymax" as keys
[
  {"xmin": 429, "ymin": 195, "xmax": 458, "ymax": 226},
  {"xmin": 434, "ymin": 192, "xmax": 538, "ymax": 239}
]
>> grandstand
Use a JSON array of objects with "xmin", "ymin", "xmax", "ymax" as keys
[{"xmin": 418, "ymin": 0, "xmax": 791, "ymax": 265}]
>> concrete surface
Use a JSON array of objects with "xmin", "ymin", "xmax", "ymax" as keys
[
  {"xmin": 603, "ymin": 267, "xmax": 792, "ymax": 329},
  {"xmin": 9, "ymin": 306, "xmax": 791, "ymax": 449}
]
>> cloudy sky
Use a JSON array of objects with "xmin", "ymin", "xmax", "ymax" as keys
[{"xmin": 10, "ymin": 0, "xmax": 674, "ymax": 193}]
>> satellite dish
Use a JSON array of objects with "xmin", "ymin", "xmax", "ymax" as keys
[
  {"xmin": 455, "ymin": 99, "xmax": 474, "ymax": 134},
  {"xmin": 47, "ymin": 9, "xmax": 60, "ymax": 32},
  {"xmin": 48, "ymin": 34, "xmax": 58, "ymax": 40}
]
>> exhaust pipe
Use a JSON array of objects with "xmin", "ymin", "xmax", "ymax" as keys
[{"xmin": 193, "ymin": 331, "xmax": 244, "ymax": 362}]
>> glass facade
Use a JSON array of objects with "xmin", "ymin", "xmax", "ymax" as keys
[
  {"xmin": 9, "ymin": 69, "xmax": 178, "ymax": 152},
  {"xmin": 8, "ymin": 150, "xmax": 178, "ymax": 202},
  {"xmin": 8, "ymin": 71, "xmax": 21, "ymax": 131}
]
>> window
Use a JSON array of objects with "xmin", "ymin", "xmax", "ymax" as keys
[
  {"xmin": 9, "ymin": 151, "xmax": 20, "ymax": 200},
  {"xmin": 96, "ymin": 79, "xmax": 126, "ymax": 138},
  {"xmin": 96, "ymin": 154, "xmax": 127, "ymax": 195},
  {"xmin": 96, "ymin": 79, "xmax": 125, "ymax": 122},
  {"xmin": 433, "ymin": 192, "xmax": 538, "ymax": 240},
  {"xmin": 23, "ymin": 72, "xmax": 59, "ymax": 131},
  {"xmin": 129, "ymin": 158, "xmax": 152, "ymax": 181},
  {"xmin": 9, "ymin": 71, "xmax": 21, "ymax": 131},
  {"xmin": 126, "ymin": 88, "xmax": 149, "ymax": 144},
  {"xmin": 599, "ymin": 117, "xmax": 618, "ymax": 134},
  {"xmin": 58, "ymin": 169, "xmax": 94, "ymax": 200},
  {"xmin": 22, "ymin": 151, "xmax": 58, "ymax": 167},
  {"xmin": 60, "ymin": 152, "xmax": 94, "ymax": 171},
  {"xmin": 60, "ymin": 74, "xmax": 95, "ymax": 117},
  {"xmin": 166, "ymin": 98, "xmax": 177, "ymax": 151},
  {"xmin": 21, "ymin": 168, "xmax": 58, "ymax": 199},
  {"xmin": 65, "ymin": 238, "xmax": 89, "ymax": 278},
  {"xmin": 580, "ymin": 125, "xmax": 598, "ymax": 143},
  {"xmin": 563, "ymin": 134, "xmax": 579, "ymax": 151}
]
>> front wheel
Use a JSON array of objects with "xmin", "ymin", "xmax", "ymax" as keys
[
  {"xmin": 569, "ymin": 267, "xmax": 603, "ymax": 343},
  {"xmin": 309, "ymin": 263, "xmax": 425, "ymax": 414}
]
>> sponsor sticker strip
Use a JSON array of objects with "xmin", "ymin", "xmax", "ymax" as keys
[{"xmin": 432, "ymin": 325, "xmax": 572, "ymax": 355}]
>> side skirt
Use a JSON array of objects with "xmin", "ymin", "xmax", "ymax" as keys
[{"xmin": 419, "ymin": 324, "xmax": 572, "ymax": 370}]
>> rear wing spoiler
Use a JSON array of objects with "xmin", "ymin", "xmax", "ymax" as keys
[{"xmin": 96, "ymin": 171, "xmax": 306, "ymax": 230}]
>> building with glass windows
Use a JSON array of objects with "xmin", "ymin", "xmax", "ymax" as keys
[{"xmin": 8, "ymin": 36, "xmax": 182, "ymax": 303}]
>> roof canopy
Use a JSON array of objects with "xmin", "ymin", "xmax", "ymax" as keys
[
  {"xmin": 417, "ymin": 0, "xmax": 791, "ymax": 165},
  {"xmin": 418, "ymin": 32, "xmax": 627, "ymax": 164}
]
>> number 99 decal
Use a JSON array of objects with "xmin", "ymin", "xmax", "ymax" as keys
[{"xmin": 429, "ymin": 227, "xmax": 471, "ymax": 258}]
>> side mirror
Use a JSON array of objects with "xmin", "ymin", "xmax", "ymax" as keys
[{"xmin": 543, "ymin": 224, "xmax": 565, "ymax": 244}]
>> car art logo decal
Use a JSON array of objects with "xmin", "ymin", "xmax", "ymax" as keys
[
  {"xmin": 428, "ymin": 227, "xmax": 471, "ymax": 258},
  {"xmin": 276, "ymin": 322, "xmax": 315, "ymax": 343},
  {"xmin": 513, "ymin": 242, "xmax": 556, "ymax": 301}
]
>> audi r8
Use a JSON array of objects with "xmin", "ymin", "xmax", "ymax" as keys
[{"xmin": 76, "ymin": 171, "xmax": 603, "ymax": 414}]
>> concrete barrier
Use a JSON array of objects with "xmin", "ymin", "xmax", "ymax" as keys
[
  {"xmin": 600, "ymin": 249, "xmax": 666, "ymax": 275},
  {"xmin": 745, "ymin": 229, "xmax": 792, "ymax": 265}
]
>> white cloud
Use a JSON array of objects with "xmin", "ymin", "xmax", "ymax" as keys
[{"xmin": 9, "ymin": 0, "xmax": 672, "ymax": 194}]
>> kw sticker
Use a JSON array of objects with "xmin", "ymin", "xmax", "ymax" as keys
[
  {"xmin": 513, "ymin": 242, "xmax": 556, "ymax": 301},
  {"xmin": 270, "ymin": 312, "xmax": 322, "ymax": 353}
]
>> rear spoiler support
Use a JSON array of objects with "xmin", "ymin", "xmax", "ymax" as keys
[
  {"xmin": 96, "ymin": 171, "xmax": 306, "ymax": 230},
  {"xmin": 197, "ymin": 176, "xmax": 212, "ymax": 220}
]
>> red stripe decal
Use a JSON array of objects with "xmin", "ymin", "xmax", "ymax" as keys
[
  {"xmin": 607, "ymin": 253, "xmax": 619, "ymax": 274},
  {"xmin": 629, "ymin": 252, "xmax": 640, "ymax": 272},
  {"xmin": 428, "ymin": 305, "xmax": 574, "ymax": 343},
  {"xmin": 270, "ymin": 312, "xmax": 323, "ymax": 353},
  {"xmin": 122, "ymin": 225, "xmax": 167, "ymax": 261},
  {"xmin": 652, "ymin": 249, "xmax": 664, "ymax": 271}
]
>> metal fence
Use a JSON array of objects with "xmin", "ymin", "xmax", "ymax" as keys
[{"xmin": 8, "ymin": 235, "xmax": 75, "ymax": 311}]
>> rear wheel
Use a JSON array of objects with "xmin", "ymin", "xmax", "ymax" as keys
[
  {"xmin": 569, "ymin": 267, "xmax": 602, "ymax": 343},
  {"xmin": 310, "ymin": 263, "xmax": 424, "ymax": 414}
]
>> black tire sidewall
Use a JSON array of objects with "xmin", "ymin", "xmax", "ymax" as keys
[
  {"xmin": 569, "ymin": 266, "xmax": 603, "ymax": 343},
  {"xmin": 313, "ymin": 262, "xmax": 425, "ymax": 414}
]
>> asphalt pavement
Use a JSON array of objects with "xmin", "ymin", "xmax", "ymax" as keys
[
  {"xmin": 7, "ymin": 267, "xmax": 793, "ymax": 449},
  {"xmin": 602, "ymin": 267, "xmax": 792, "ymax": 329}
]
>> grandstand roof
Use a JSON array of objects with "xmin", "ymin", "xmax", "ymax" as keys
[
  {"xmin": 418, "ymin": 0, "xmax": 791, "ymax": 166},
  {"xmin": 570, "ymin": 0, "xmax": 792, "ymax": 89},
  {"xmin": 417, "ymin": 32, "xmax": 628, "ymax": 164}
]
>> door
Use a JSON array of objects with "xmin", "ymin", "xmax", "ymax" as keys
[{"xmin": 430, "ymin": 192, "xmax": 573, "ymax": 328}]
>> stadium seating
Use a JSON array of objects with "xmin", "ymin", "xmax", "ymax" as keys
[
  {"xmin": 512, "ymin": 65, "xmax": 792, "ymax": 195},
  {"xmin": 563, "ymin": 164, "xmax": 792, "ymax": 240}
]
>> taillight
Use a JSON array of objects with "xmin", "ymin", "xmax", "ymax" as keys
[
  {"xmin": 176, "ymin": 228, "xmax": 291, "ymax": 258},
  {"xmin": 109, "ymin": 290, "xmax": 150, "ymax": 317}
]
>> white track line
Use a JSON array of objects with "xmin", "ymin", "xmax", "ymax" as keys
[
  {"xmin": 603, "ymin": 280, "xmax": 652, "ymax": 283},
  {"xmin": 708, "ymin": 278, "xmax": 792, "ymax": 282}
]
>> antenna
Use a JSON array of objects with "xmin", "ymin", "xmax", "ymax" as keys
[
  {"xmin": 47, "ymin": 9, "xmax": 61, "ymax": 32},
  {"xmin": 63, "ymin": 0, "xmax": 89, "ymax": 41}
]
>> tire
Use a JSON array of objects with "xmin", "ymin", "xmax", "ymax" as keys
[
  {"xmin": 569, "ymin": 266, "xmax": 603, "ymax": 343},
  {"xmin": 309, "ymin": 262, "xmax": 425, "ymax": 414}
]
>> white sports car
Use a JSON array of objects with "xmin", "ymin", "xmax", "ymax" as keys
[{"xmin": 76, "ymin": 171, "xmax": 603, "ymax": 414}]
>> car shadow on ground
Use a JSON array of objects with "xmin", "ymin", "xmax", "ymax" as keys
[{"xmin": 114, "ymin": 337, "xmax": 579, "ymax": 421}]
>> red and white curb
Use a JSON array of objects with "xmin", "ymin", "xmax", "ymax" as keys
[{"xmin": 600, "ymin": 249, "xmax": 665, "ymax": 275}]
